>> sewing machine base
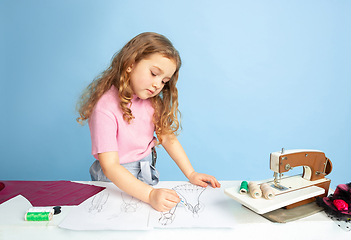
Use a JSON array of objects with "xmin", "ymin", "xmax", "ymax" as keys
[
  {"xmin": 260, "ymin": 201, "xmax": 324, "ymax": 223},
  {"xmin": 224, "ymin": 175, "xmax": 330, "ymax": 215},
  {"xmin": 284, "ymin": 177, "xmax": 330, "ymax": 209}
]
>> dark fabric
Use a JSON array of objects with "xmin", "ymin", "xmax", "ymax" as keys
[
  {"xmin": 0, "ymin": 181, "xmax": 105, "ymax": 206},
  {"xmin": 316, "ymin": 182, "xmax": 351, "ymax": 220}
]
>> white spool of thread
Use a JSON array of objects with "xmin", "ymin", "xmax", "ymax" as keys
[
  {"xmin": 248, "ymin": 182, "xmax": 262, "ymax": 199},
  {"xmin": 260, "ymin": 183, "xmax": 275, "ymax": 200}
]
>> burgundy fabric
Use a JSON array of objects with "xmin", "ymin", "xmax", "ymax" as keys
[
  {"xmin": 0, "ymin": 181, "xmax": 105, "ymax": 206},
  {"xmin": 317, "ymin": 182, "xmax": 351, "ymax": 220}
]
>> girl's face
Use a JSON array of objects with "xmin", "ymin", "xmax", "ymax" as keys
[{"xmin": 128, "ymin": 53, "xmax": 176, "ymax": 100}]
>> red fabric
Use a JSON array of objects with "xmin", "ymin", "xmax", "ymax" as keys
[{"xmin": 0, "ymin": 181, "xmax": 105, "ymax": 206}]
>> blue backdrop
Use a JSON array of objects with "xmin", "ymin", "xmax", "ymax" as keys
[{"xmin": 1, "ymin": 0, "xmax": 350, "ymax": 189}]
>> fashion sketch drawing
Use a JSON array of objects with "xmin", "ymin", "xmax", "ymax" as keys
[{"xmin": 158, "ymin": 183, "xmax": 206, "ymax": 225}]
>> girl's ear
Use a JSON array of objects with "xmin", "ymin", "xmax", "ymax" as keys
[{"xmin": 126, "ymin": 64, "xmax": 133, "ymax": 73}]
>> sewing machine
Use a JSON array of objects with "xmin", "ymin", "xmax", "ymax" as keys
[{"xmin": 225, "ymin": 149, "xmax": 333, "ymax": 221}]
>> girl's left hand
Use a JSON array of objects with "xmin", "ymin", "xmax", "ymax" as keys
[{"xmin": 188, "ymin": 172, "xmax": 221, "ymax": 188}]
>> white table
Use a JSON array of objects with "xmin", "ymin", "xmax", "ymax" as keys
[{"xmin": 0, "ymin": 181, "xmax": 349, "ymax": 240}]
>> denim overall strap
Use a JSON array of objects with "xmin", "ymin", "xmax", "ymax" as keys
[{"xmin": 138, "ymin": 154, "xmax": 159, "ymax": 186}]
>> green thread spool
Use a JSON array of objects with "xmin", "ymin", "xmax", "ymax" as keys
[
  {"xmin": 25, "ymin": 212, "xmax": 53, "ymax": 221},
  {"xmin": 239, "ymin": 181, "xmax": 248, "ymax": 194}
]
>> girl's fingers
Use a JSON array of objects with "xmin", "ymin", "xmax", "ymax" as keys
[
  {"xmin": 198, "ymin": 174, "xmax": 221, "ymax": 188},
  {"xmin": 165, "ymin": 189, "xmax": 181, "ymax": 203}
]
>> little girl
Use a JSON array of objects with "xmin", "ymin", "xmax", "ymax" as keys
[{"xmin": 76, "ymin": 32, "xmax": 220, "ymax": 212}]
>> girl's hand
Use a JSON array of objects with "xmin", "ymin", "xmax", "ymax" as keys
[
  {"xmin": 188, "ymin": 172, "xmax": 221, "ymax": 188},
  {"xmin": 149, "ymin": 188, "xmax": 180, "ymax": 212}
]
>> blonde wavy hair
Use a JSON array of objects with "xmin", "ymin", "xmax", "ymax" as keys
[{"xmin": 76, "ymin": 32, "xmax": 182, "ymax": 144}]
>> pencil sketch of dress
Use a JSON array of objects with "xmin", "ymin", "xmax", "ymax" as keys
[
  {"xmin": 120, "ymin": 192, "xmax": 142, "ymax": 212},
  {"xmin": 86, "ymin": 192, "xmax": 109, "ymax": 218},
  {"xmin": 108, "ymin": 192, "xmax": 143, "ymax": 220},
  {"xmin": 158, "ymin": 205, "xmax": 177, "ymax": 225},
  {"xmin": 159, "ymin": 184, "xmax": 206, "ymax": 225}
]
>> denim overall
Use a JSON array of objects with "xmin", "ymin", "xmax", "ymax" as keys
[{"xmin": 89, "ymin": 148, "xmax": 159, "ymax": 186}]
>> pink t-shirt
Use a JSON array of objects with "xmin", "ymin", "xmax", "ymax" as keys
[{"xmin": 88, "ymin": 86, "xmax": 156, "ymax": 164}]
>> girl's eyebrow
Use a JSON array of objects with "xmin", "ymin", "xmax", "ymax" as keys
[
  {"xmin": 152, "ymin": 65, "xmax": 163, "ymax": 74},
  {"xmin": 152, "ymin": 65, "xmax": 172, "ymax": 80}
]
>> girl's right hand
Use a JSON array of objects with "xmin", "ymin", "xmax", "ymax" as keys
[{"xmin": 149, "ymin": 188, "xmax": 180, "ymax": 212}]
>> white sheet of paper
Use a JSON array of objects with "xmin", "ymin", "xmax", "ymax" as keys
[
  {"xmin": 0, "ymin": 195, "xmax": 67, "ymax": 227},
  {"xmin": 150, "ymin": 181, "xmax": 237, "ymax": 228},
  {"xmin": 0, "ymin": 195, "xmax": 32, "ymax": 227},
  {"xmin": 59, "ymin": 183, "xmax": 152, "ymax": 230},
  {"xmin": 59, "ymin": 181, "xmax": 236, "ymax": 230}
]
